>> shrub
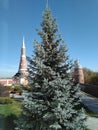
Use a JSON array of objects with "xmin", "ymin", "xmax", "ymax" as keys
[
  {"xmin": 0, "ymin": 97, "xmax": 13, "ymax": 104},
  {"xmin": 0, "ymin": 85, "xmax": 9, "ymax": 97}
]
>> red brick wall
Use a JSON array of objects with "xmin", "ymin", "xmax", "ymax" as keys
[{"xmin": 0, "ymin": 79, "xmax": 13, "ymax": 86}]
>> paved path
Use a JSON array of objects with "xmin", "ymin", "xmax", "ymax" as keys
[
  {"xmin": 81, "ymin": 93, "xmax": 98, "ymax": 114},
  {"xmin": 10, "ymin": 93, "xmax": 24, "ymax": 101},
  {"xmin": 81, "ymin": 93, "xmax": 98, "ymax": 130},
  {"xmin": 86, "ymin": 117, "xmax": 98, "ymax": 130}
]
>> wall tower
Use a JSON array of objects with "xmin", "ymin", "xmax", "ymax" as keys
[
  {"xmin": 73, "ymin": 59, "xmax": 84, "ymax": 84},
  {"xmin": 13, "ymin": 37, "xmax": 28, "ymax": 85}
]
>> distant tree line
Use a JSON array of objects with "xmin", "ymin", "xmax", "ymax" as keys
[{"xmin": 83, "ymin": 68, "xmax": 98, "ymax": 86}]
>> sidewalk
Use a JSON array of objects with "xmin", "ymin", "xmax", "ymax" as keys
[
  {"xmin": 86, "ymin": 116, "xmax": 98, "ymax": 130},
  {"xmin": 81, "ymin": 92, "xmax": 98, "ymax": 130},
  {"xmin": 81, "ymin": 93, "xmax": 98, "ymax": 115}
]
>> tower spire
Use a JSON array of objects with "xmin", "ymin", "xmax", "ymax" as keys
[
  {"xmin": 18, "ymin": 37, "xmax": 27, "ymax": 73},
  {"xmin": 13, "ymin": 37, "xmax": 28, "ymax": 85},
  {"xmin": 22, "ymin": 36, "xmax": 25, "ymax": 48}
]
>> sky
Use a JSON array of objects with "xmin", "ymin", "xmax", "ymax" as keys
[{"xmin": 0, "ymin": 0, "xmax": 98, "ymax": 78}]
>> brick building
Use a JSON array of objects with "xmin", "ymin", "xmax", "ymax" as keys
[{"xmin": 0, "ymin": 79, "xmax": 13, "ymax": 86}]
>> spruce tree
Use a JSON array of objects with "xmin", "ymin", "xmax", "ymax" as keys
[{"xmin": 15, "ymin": 5, "xmax": 86, "ymax": 130}]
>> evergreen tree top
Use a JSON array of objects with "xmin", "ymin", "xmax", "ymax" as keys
[
  {"xmin": 46, "ymin": 0, "xmax": 49, "ymax": 8},
  {"xmin": 41, "ymin": 5, "xmax": 58, "ymax": 37}
]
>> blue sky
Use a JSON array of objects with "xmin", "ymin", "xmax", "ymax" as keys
[{"xmin": 0, "ymin": 0, "xmax": 98, "ymax": 77}]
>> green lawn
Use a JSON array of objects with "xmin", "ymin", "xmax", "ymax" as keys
[
  {"xmin": 0, "ymin": 99, "xmax": 22, "ymax": 130},
  {"xmin": 0, "ymin": 99, "xmax": 22, "ymax": 116}
]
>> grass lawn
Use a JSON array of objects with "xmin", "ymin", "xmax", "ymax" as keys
[
  {"xmin": 0, "ymin": 99, "xmax": 22, "ymax": 116},
  {"xmin": 0, "ymin": 98, "xmax": 22, "ymax": 130}
]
